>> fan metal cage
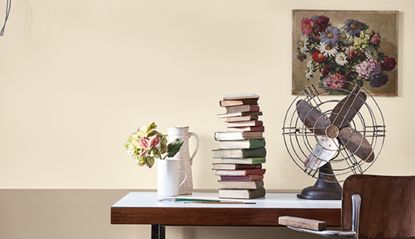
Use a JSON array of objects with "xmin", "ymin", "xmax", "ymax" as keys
[{"xmin": 282, "ymin": 82, "xmax": 385, "ymax": 182}]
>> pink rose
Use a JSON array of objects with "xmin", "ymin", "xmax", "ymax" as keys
[
  {"xmin": 370, "ymin": 33, "xmax": 381, "ymax": 45},
  {"xmin": 148, "ymin": 135, "xmax": 161, "ymax": 148},
  {"xmin": 138, "ymin": 137, "xmax": 150, "ymax": 149},
  {"xmin": 139, "ymin": 149, "xmax": 148, "ymax": 157},
  {"xmin": 301, "ymin": 18, "xmax": 313, "ymax": 36},
  {"xmin": 138, "ymin": 135, "xmax": 160, "ymax": 149}
]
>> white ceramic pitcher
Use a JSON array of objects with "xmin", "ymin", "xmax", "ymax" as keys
[
  {"xmin": 167, "ymin": 126, "xmax": 199, "ymax": 195},
  {"xmin": 157, "ymin": 159, "xmax": 186, "ymax": 198}
]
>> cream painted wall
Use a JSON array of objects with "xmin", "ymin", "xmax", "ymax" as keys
[
  {"xmin": 0, "ymin": 0, "xmax": 414, "ymax": 189},
  {"xmin": 1, "ymin": 1, "xmax": 414, "ymax": 239}
]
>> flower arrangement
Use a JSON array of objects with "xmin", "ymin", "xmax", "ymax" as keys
[
  {"xmin": 296, "ymin": 15, "xmax": 397, "ymax": 92},
  {"xmin": 124, "ymin": 122, "xmax": 183, "ymax": 168}
]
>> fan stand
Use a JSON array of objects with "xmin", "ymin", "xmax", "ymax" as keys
[{"xmin": 297, "ymin": 163, "xmax": 342, "ymax": 200}]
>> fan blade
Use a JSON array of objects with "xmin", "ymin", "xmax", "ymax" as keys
[
  {"xmin": 338, "ymin": 127, "xmax": 375, "ymax": 162},
  {"xmin": 296, "ymin": 100, "xmax": 330, "ymax": 135},
  {"xmin": 329, "ymin": 86, "xmax": 367, "ymax": 129},
  {"xmin": 305, "ymin": 136, "xmax": 339, "ymax": 170}
]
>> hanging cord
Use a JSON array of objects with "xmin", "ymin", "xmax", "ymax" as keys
[{"xmin": 0, "ymin": 0, "xmax": 11, "ymax": 36}]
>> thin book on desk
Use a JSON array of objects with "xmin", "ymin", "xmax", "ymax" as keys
[{"xmin": 161, "ymin": 197, "xmax": 256, "ymax": 204}]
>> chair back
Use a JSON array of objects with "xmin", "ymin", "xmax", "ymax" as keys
[{"xmin": 342, "ymin": 175, "xmax": 415, "ymax": 239}]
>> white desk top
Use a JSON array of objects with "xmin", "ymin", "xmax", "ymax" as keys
[{"xmin": 112, "ymin": 192, "xmax": 341, "ymax": 209}]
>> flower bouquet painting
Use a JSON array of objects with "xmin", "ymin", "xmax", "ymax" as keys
[{"xmin": 292, "ymin": 10, "xmax": 398, "ymax": 96}]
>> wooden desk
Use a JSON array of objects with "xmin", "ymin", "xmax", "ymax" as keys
[{"xmin": 111, "ymin": 192, "xmax": 341, "ymax": 239}]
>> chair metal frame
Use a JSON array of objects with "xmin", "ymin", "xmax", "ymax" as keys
[{"xmin": 287, "ymin": 194, "xmax": 361, "ymax": 238}]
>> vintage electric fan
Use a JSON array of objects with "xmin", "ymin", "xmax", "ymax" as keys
[{"xmin": 282, "ymin": 83, "xmax": 385, "ymax": 200}]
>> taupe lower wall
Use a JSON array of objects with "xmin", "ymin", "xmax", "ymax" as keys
[{"xmin": 0, "ymin": 190, "xmax": 328, "ymax": 239}]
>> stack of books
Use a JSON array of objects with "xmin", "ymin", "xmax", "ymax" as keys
[{"xmin": 213, "ymin": 94, "xmax": 266, "ymax": 199}]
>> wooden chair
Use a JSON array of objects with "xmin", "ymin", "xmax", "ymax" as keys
[{"xmin": 279, "ymin": 175, "xmax": 415, "ymax": 239}]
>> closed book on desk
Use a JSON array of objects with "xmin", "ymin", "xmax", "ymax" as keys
[
  {"xmin": 219, "ymin": 175, "xmax": 264, "ymax": 182},
  {"xmin": 218, "ymin": 139, "xmax": 266, "ymax": 149},
  {"xmin": 214, "ymin": 131, "xmax": 264, "ymax": 141},
  {"xmin": 212, "ymin": 163, "xmax": 262, "ymax": 170},
  {"xmin": 215, "ymin": 169, "xmax": 266, "ymax": 176},
  {"xmin": 219, "ymin": 180, "xmax": 264, "ymax": 190},
  {"xmin": 212, "ymin": 148, "xmax": 266, "ymax": 158},
  {"xmin": 213, "ymin": 157, "xmax": 266, "ymax": 165},
  {"xmin": 219, "ymin": 187, "xmax": 266, "ymax": 199}
]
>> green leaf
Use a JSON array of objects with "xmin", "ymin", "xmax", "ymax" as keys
[
  {"xmin": 159, "ymin": 135, "xmax": 168, "ymax": 154},
  {"xmin": 146, "ymin": 122, "xmax": 157, "ymax": 134},
  {"xmin": 166, "ymin": 139, "xmax": 184, "ymax": 158},
  {"xmin": 146, "ymin": 157, "xmax": 155, "ymax": 168},
  {"xmin": 154, "ymin": 150, "xmax": 162, "ymax": 159},
  {"xmin": 138, "ymin": 157, "xmax": 146, "ymax": 166}
]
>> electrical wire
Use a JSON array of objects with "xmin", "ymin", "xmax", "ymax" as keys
[{"xmin": 0, "ymin": 0, "xmax": 11, "ymax": 36}]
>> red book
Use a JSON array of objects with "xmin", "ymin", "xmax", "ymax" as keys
[
  {"xmin": 225, "ymin": 105, "xmax": 260, "ymax": 114},
  {"xmin": 219, "ymin": 175, "xmax": 264, "ymax": 182},
  {"xmin": 217, "ymin": 111, "xmax": 263, "ymax": 118}
]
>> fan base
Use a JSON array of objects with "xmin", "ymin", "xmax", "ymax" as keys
[
  {"xmin": 297, "ymin": 163, "xmax": 342, "ymax": 200},
  {"xmin": 297, "ymin": 182, "xmax": 342, "ymax": 200}
]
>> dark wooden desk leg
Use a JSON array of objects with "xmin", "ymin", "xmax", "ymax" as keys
[{"xmin": 151, "ymin": 224, "xmax": 165, "ymax": 239}]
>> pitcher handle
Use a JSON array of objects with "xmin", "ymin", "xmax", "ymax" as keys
[
  {"xmin": 188, "ymin": 132, "xmax": 199, "ymax": 165},
  {"xmin": 178, "ymin": 170, "xmax": 187, "ymax": 189}
]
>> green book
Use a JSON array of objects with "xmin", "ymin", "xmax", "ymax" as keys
[
  {"xmin": 218, "ymin": 139, "xmax": 266, "ymax": 149},
  {"xmin": 212, "ymin": 148, "xmax": 266, "ymax": 158},
  {"xmin": 218, "ymin": 180, "xmax": 264, "ymax": 190},
  {"xmin": 212, "ymin": 157, "xmax": 266, "ymax": 164}
]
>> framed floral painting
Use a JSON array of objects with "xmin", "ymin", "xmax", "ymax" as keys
[{"xmin": 292, "ymin": 10, "xmax": 399, "ymax": 96}]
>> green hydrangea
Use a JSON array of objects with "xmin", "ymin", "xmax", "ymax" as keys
[{"xmin": 124, "ymin": 122, "xmax": 183, "ymax": 168}]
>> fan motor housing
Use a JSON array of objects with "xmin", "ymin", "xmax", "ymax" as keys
[{"xmin": 326, "ymin": 125, "xmax": 339, "ymax": 138}]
